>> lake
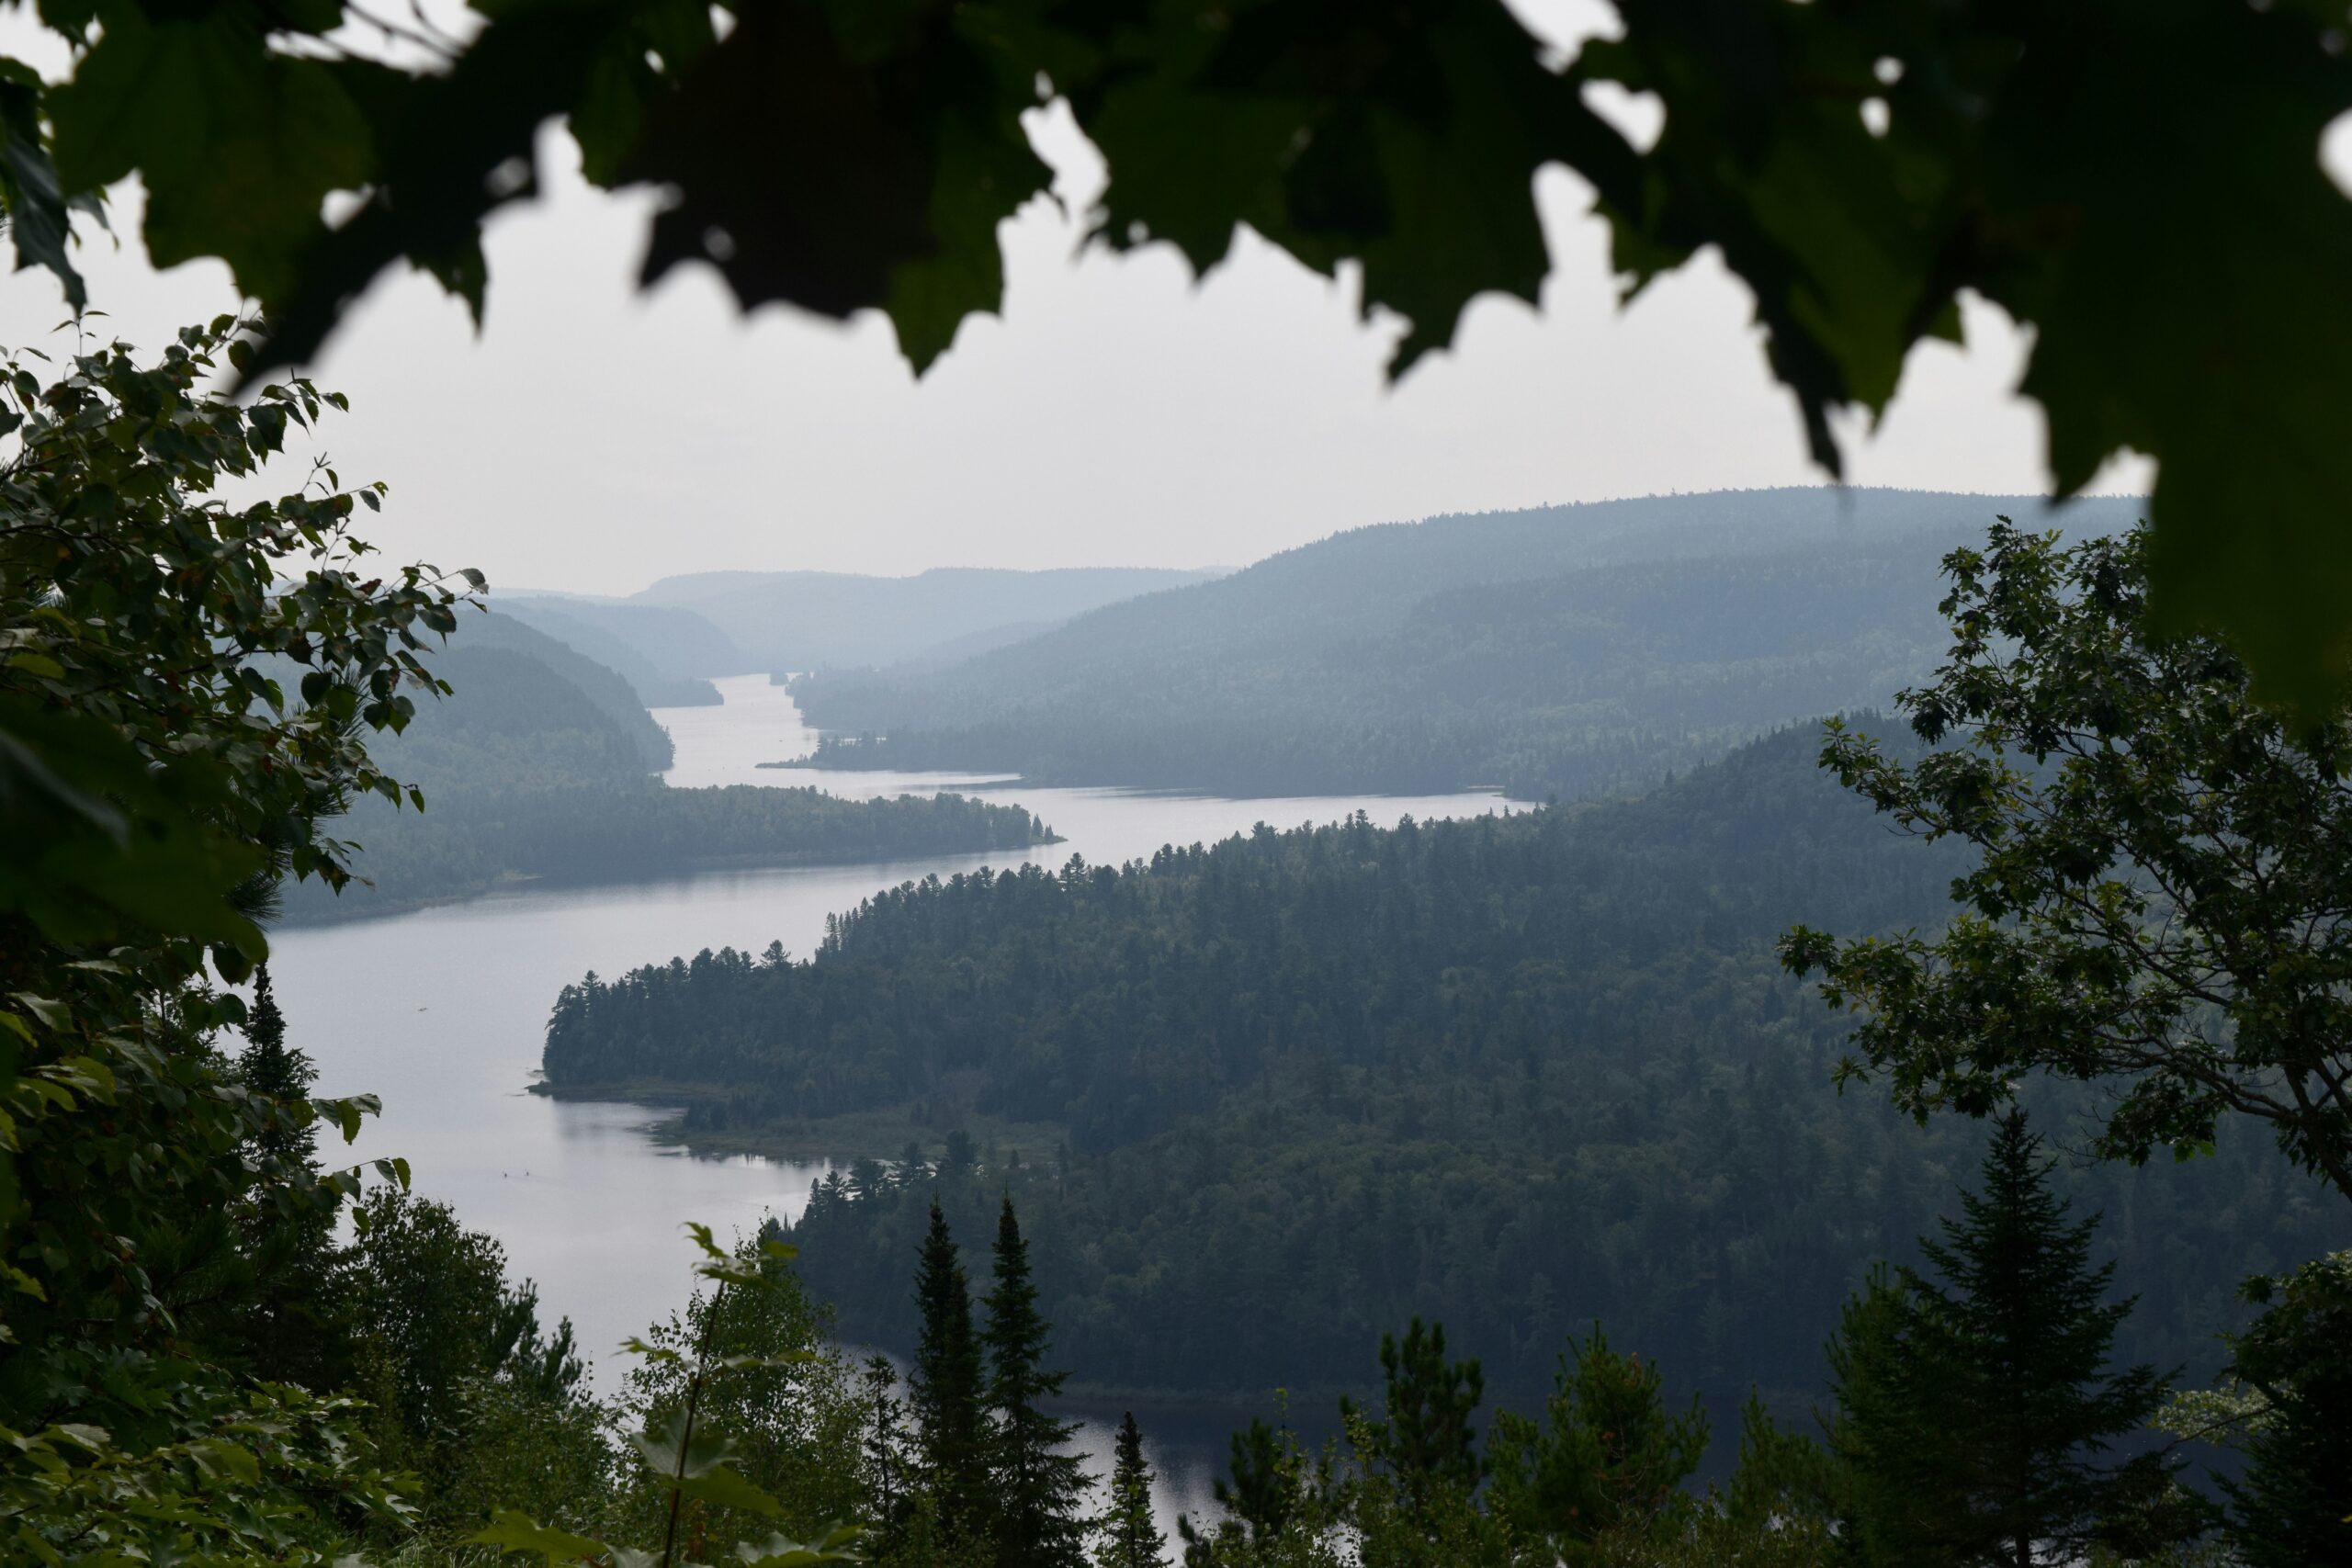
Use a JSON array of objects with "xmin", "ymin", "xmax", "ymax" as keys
[{"xmin": 270, "ymin": 672, "xmax": 1526, "ymax": 1525}]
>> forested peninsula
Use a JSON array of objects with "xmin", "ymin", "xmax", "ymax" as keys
[
  {"xmin": 279, "ymin": 611, "xmax": 1052, "ymax": 923},
  {"xmin": 541, "ymin": 723, "xmax": 2347, "ymax": 1402},
  {"xmin": 785, "ymin": 489, "xmax": 2143, "ymax": 799}
]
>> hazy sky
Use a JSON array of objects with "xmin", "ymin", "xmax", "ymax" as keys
[{"xmin": 5, "ymin": 0, "xmax": 2173, "ymax": 596}]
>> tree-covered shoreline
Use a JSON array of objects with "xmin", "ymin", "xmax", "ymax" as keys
[
  {"xmin": 542, "ymin": 724, "xmax": 2349, "ymax": 1404},
  {"xmin": 277, "ymin": 784, "xmax": 1058, "ymax": 927}
]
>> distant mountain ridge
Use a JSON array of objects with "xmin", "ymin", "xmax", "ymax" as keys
[
  {"xmin": 629, "ymin": 564, "xmax": 1226, "ymax": 671},
  {"xmin": 786, "ymin": 488, "xmax": 2146, "ymax": 798}
]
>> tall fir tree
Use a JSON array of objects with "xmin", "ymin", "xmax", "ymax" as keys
[
  {"xmin": 983, "ymin": 1196, "xmax": 1091, "ymax": 1568},
  {"xmin": 1343, "ymin": 1316, "xmax": 1485, "ymax": 1507},
  {"xmin": 229, "ymin": 963, "xmax": 340, "ymax": 1385},
  {"xmin": 237, "ymin": 964, "xmax": 318, "ymax": 1167},
  {"xmin": 860, "ymin": 1352, "xmax": 911, "ymax": 1546},
  {"xmin": 1832, "ymin": 1111, "xmax": 2174, "ymax": 1567},
  {"xmin": 1093, "ymin": 1411, "xmax": 1165, "ymax": 1568},
  {"xmin": 910, "ymin": 1195, "xmax": 990, "ymax": 1553}
]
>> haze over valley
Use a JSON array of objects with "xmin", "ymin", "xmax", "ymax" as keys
[{"xmin": 18, "ymin": 31, "xmax": 2352, "ymax": 1557}]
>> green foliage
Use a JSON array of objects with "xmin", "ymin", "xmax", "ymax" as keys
[
  {"xmin": 1177, "ymin": 1410, "xmax": 1337, "ymax": 1568},
  {"xmin": 1341, "ymin": 1318, "xmax": 1486, "ymax": 1506},
  {"xmin": 1173, "ymin": 1328, "xmax": 1833, "ymax": 1568},
  {"xmin": 1714, "ymin": 1393, "xmax": 1839, "ymax": 1557},
  {"xmin": 223, "ymin": 964, "xmax": 345, "ymax": 1389},
  {"xmin": 2218, "ymin": 1251, "xmax": 2352, "ymax": 1568},
  {"xmin": 980, "ymin": 1199, "xmax": 1090, "ymax": 1568},
  {"xmin": 0, "ymin": 321, "xmax": 469, "ymax": 1564},
  {"xmin": 469, "ymin": 1223, "xmax": 862, "ymax": 1568},
  {"xmin": 8, "ymin": 3, "xmax": 2350, "ymax": 702},
  {"xmin": 1825, "ymin": 1114, "xmax": 2185, "ymax": 1568},
  {"xmin": 1782, "ymin": 523, "xmax": 2352, "ymax": 1205},
  {"xmin": 613, "ymin": 1222, "xmax": 867, "ymax": 1551},
  {"xmin": 1486, "ymin": 1325, "xmax": 1711, "ymax": 1562},
  {"xmin": 0, "ymin": 321, "xmax": 469, "ymax": 940},
  {"xmin": 1091, "ymin": 1412, "xmax": 1163, "ymax": 1568},
  {"xmin": 1329, "ymin": 1325, "xmax": 1506, "ymax": 1568},
  {"xmin": 1822, "ymin": 1266, "xmax": 1938, "ymax": 1560},
  {"xmin": 906, "ymin": 1197, "xmax": 989, "ymax": 1557},
  {"xmin": 2, "ymin": 1374, "xmax": 415, "ymax": 1568},
  {"xmin": 344, "ymin": 1186, "xmax": 584, "ymax": 1492}
]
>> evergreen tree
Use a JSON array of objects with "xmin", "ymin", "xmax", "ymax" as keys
[
  {"xmin": 982, "ymin": 1197, "xmax": 1091, "ymax": 1568},
  {"xmin": 1835, "ymin": 1112, "xmax": 2174, "ymax": 1567},
  {"xmin": 860, "ymin": 1353, "xmax": 911, "ymax": 1543},
  {"xmin": 1487, "ymin": 1325, "xmax": 1709, "ymax": 1555},
  {"xmin": 910, "ymin": 1196, "xmax": 990, "ymax": 1551},
  {"xmin": 1825, "ymin": 1266, "xmax": 1969, "ymax": 1562},
  {"xmin": 237, "ymin": 964, "xmax": 318, "ymax": 1167},
  {"xmin": 1343, "ymin": 1317, "xmax": 1484, "ymax": 1506},
  {"xmin": 230, "ymin": 963, "xmax": 338, "ymax": 1385},
  {"xmin": 1094, "ymin": 1411, "xmax": 1165, "ymax": 1568},
  {"xmin": 1178, "ymin": 1417, "xmax": 1306, "ymax": 1562},
  {"xmin": 2222, "ymin": 1251, "xmax": 2352, "ymax": 1568}
]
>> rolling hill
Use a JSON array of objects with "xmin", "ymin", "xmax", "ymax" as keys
[
  {"xmin": 786, "ymin": 488, "xmax": 2145, "ymax": 799},
  {"xmin": 631, "ymin": 565, "xmax": 1225, "ymax": 671}
]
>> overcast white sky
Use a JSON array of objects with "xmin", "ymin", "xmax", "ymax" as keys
[{"xmin": 3, "ymin": 0, "xmax": 2166, "ymax": 596}]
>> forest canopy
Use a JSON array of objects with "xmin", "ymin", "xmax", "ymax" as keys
[{"xmin": 543, "ymin": 723, "xmax": 2350, "ymax": 1399}]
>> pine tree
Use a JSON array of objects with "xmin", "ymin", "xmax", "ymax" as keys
[
  {"xmin": 910, "ymin": 1195, "xmax": 989, "ymax": 1551},
  {"xmin": 1487, "ymin": 1324, "xmax": 1710, "ymax": 1553},
  {"xmin": 1826, "ymin": 1265, "xmax": 1970, "ymax": 1562},
  {"xmin": 1094, "ymin": 1411, "xmax": 1165, "ymax": 1568},
  {"xmin": 237, "ymin": 964, "xmax": 318, "ymax": 1168},
  {"xmin": 982, "ymin": 1196, "xmax": 1091, "ymax": 1568},
  {"xmin": 1833, "ymin": 1111, "xmax": 2173, "ymax": 1567},
  {"xmin": 1342, "ymin": 1316, "xmax": 1484, "ymax": 1506},
  {"xmin": 230, "ymin": 963, "xmax": 338, "ymax": 1385},
  {"xmin": 860, "ymin": 1352, "xmax": 911, "ymax": 1540}
]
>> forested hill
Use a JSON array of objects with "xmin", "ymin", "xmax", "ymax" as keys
[
  {"xmin": 413, "ymin": 610, "xmax": 678, "ymax": 776},
  {"xmin": 495, "ymin": 595, "xmax": 743, "ymax": 708},
  {"xmin": 278, "ymin": 615, "xmax": 1052, "ymax": 923},
  {"xmin": 786, "ymin": 489, "xmax": 2145, "ymax": 798},
  {"xmin": 538, "ymin": 722, "xmax": 2344, "ymax": 1402},
  {"xmin": 630, "ymin": 564, "xmax": 1224, "ymax": 671}
]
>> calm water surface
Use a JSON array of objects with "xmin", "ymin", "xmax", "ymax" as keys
[{"xmin": 271, "ymin": 674, "xmax": 1523, "ymax": 1523}]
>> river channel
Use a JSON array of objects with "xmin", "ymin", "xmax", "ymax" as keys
[{"xmin": 269, "ymin": 673, "xmax": 1527, "ymax": 1525}]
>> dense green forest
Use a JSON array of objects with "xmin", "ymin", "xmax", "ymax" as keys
[
  {"xmin": 632, "ymin": 565, "xmax": 1224, "ymax": 671},
  {"xmin": 279, "ymin": 613, "xmax": 1052, "ymax": 922},
  {"xmin": 786, "ymin": 490, "xmax": 2143, "ymax": 799},
  {"xmin": 543, "ymin": 724, "xmax": 2346, "ymax": 1401},
  {"xmin": 15, "ymin": 321, "xmax": 2352, "ymax": 1568}
]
